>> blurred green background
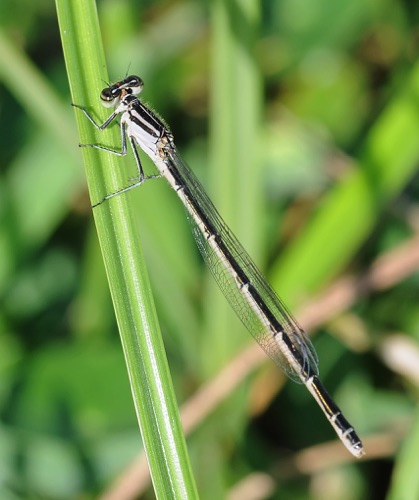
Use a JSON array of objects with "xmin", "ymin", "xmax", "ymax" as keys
[{"xmin": 1, "ymin": 0, "xmax": 419, "ymax": 498}]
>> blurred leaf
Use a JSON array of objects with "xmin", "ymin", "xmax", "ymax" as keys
[
  {"xmin": 388, "ymin": 409, "xmax": 419, "ymax": 500},
  {"xmin": 272, "ymin": 61, "xmax": 419, "ymax": 306}
]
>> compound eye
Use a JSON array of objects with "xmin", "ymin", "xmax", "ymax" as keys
[
  {"xmin": 126, "ymin": 75, "xmax": 144, "ymax": 95},
  {"xmin": 100, "ymin": 87, "xmax": 120, "ymax": 107}
]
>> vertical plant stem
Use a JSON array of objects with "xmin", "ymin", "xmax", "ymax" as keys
[{"xmin": 55, "ymin": 0, "xmax": 198, "ymax": 497}]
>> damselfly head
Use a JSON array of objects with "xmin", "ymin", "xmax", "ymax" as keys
[{"xmin": 100, "ymin": 76, "xmax": 144, "ymax": 108}]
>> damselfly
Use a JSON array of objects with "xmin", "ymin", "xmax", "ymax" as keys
[{"xmin": 73, "ymin": 75, "xmax": 365, "ymax": 458}]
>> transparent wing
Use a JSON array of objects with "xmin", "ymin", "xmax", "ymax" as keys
[{"xmin": 165, "ymin": 145, "xmax": 319, "ymax": 383}]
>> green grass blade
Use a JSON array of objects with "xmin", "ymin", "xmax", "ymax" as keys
[
  {"xmin": 204, "ymin": 0, "xmax": 262, "ymax": 371},
  {"xmin": 55, "ymin": 0, "xmax": 198, "ymax": 497}
]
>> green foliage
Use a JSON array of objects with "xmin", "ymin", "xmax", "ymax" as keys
[{"xmin": 0, "ymin": 0, "xmax": 418, "ymax": 498}]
